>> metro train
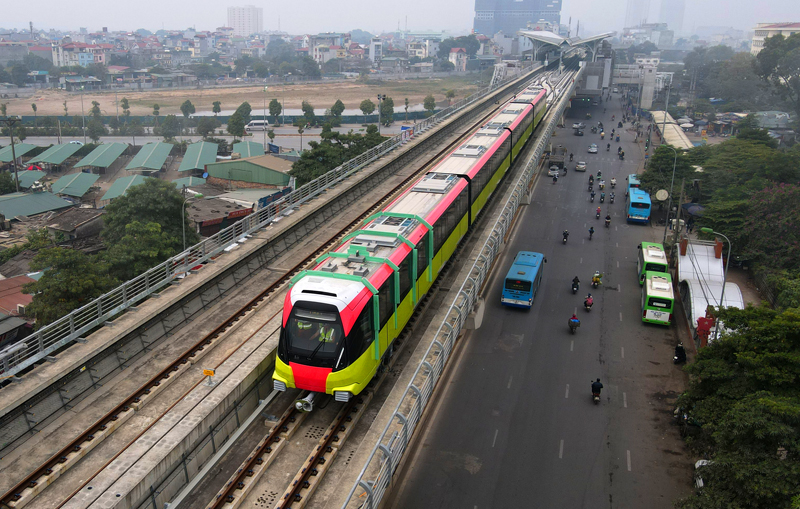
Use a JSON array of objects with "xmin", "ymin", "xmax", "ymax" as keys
[{"xmin": 273, "ymin": 81, "xmax": 552, "ymax": 404}]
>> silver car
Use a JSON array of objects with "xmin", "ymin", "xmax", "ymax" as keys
[{"xmin": 588, "ymin": 144, "xmax": 598, "ymax": 154}]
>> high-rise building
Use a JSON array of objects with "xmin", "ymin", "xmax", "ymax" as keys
[
  {"xmin": 659, "ymin": 0, "xmax": 684, "ymax": 34},
  {"xmin": 227, "ymin": 5, "xmax": 263, "ymax": 37},
  {"xmin": 474, "ymin": 0, "xmax": 561, "ymax": 37},
  {"xmin": 751, "ymin": 22, "xmax": 800, "ymax": 55},
  {"xmin": 624, "ymin": 0, "xmax": 651, "ymax": 28}
]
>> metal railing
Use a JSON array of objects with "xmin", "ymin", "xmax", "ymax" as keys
[
  {"xmin": 0, "ymin": 62, "xmax": 539, "ymax": 379},
  {"xmin": 339, "ymin": 65, "xmax": 582, "ymax": 509}
]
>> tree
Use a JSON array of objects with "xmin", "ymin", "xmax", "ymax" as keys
[
  {"xmin": 152, "ymin": 103, "xmax": 160, "ymax": 125},
  {"xmin": 0, "ymin": 172, "xmax": 16, "ymax": 194},
  {"xmin": 227, "ymin": 111, "xmax": 246, "ymax": 139},
  {"xmin": 128, "ymin": 118, "xmax": 144, "ymax": 145},
  {"xmin": 101, "ymin": 178, "xmax": 199, "ymax": 249},
  {"xmin": 301, "ymin": 100, "xmax": 315, "ymax": 125},
  {"xmin": 267, "ymin": 129, "xmax": 275, "ymax": 144},
  {"xmin": 180, "ymin": 100, "xmax": 196, "ymax": 120},
  {"xmin": 359, "ymin": 99, "xmax": 376, "ymax": 124},
  {"xmin": 289, "ymin": 124, "xmax": 384, "ymax": 186},
  {"xmin": 234, "ymin": 101, "xmax": 252, "ymax": 125},
  {"xmin": 0, "ymin": 103, "xmax": 7, "ymax": 116},
  {"xmin": 738, "ymin": 183, "xmax": 800, "ymax": 269},
  {"xmin": 31, "ymin": 103, "xmax": 37, "ymax": 126},
  {"xmin": 22, "ymin": 248, "xmax": 118, "ymax": 326},
  {"xmin": 63, "ymin": 100, "xmax": 68, "ymax": 117},
  {"xmin": 196, "ymin": 117, "xmax": 219, "ymax": 139},
  {"xmin": 379, "ymin": 96, "xmax": 394, "ymax": 125},
  {"xmin": 297, "ymin": 124, "xmax": 305, "ymax": 151},
  {"xmin": 160, "ymin": 114, "xmax": 181, "ymax": 141},
  {"xmin": 10, "ymin": 63, "xmax": 30, "ymax": 87},
  {"xmin": 268, "ymin": 98, "xmax": 282, "ymax": 124},
  {"xmin": 331, "ymin": 99, "xmax": 345, "ymax": 118},
  {"xmin": 120, "ymin": 98, "xmax": 130, "ymax": 120},
  {"xmin": 212, "ymin": 101, "xmax": 222, "ymax": 116},
  {"xmin": 423, "ymin": 94, "xmax": 436, "ymax": 115},
  {"xmin": 14, "ymin": 125, "xmax": 27, "ymax": 142},
  {"xmin": 445, "ymin": 89, "xmax": 456, "ymax": 105},
  {"xmin": 90, "ymin": 100, "xmax": 101, "ymax": 118},
  {"xmin": 86, "ymin": 118, "xmax": 106, "ymax": 143},
  {"xmin": 104, "ymin": 221, "xmax": 179, "ymax": 281},
  {"xmin": 437, "ymin": 35, "xmax": 480, "ymax": 59},
  {"xmin": 404, "ymin": 97, "xmax": 409, "ymax": 122},
  {"xmin": 438, "ymin": 60, "xmax": 455, "ymax": 72},
  {"xmin": 756, "ymin": 33, "xmax": 800, "ymax": 125}
]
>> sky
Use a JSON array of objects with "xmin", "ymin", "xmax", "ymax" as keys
[{"xmin": 2, "ymin": 0, "xmax": 800, "ymax": 37}]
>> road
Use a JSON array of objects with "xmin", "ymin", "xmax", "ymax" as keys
[{"xmin": 387, "ymin": 97, "xmax": 692, "ymax": 508}]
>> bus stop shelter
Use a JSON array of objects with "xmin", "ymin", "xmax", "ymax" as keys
[
  {"xmin": 178, "ymin": 141, "xmax": 218, "ymax": 173},
  {"xmin": 125, "ymin": 142, "xmax": 172, "ymax": 174},
  {"xmin": 74, "ymin": 143, "xmax": 128, "ymax": 174}
]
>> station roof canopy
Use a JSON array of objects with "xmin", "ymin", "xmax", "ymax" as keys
[
  {"xmin": 125, "ymin": 142, "xmax": 172, "ymax": 172},
  {"xmin": 29, "ymin": 143, "xmax": 83, "ymax": 165},
  {"xmin": 651, "ymin": 111, "xmax": 695, "ymax": 150},
  {"xmin": 74, "ymin": 142, "xmax": 128, "ymax": 169},
  {"xmin": 0, "ymin": 192, "xmax": 73, "ymax": 219},
  {"xmin": 51, "ymin": 172, "xmax": 101, "ymax": 197},
  {"xmin": 178, "ymin": 141, "xmax": 218, "ymax": 172},
  {"xmin": 232, "ymin": 141, "xmax": 265, "ymax": 158},
  {"xmin": 517, "ymin": 30, "xmax": 615, "ymax": 50},
  {"xmin": 101, "ymin": 175, "xmax": 151, "ymax": 201},
  {"xmin": 17, "ymin": 170, "xmax": 46, "ymax": 189},
  {"xmin": 172, "ymin": 176, "xmax": 206, "ymax": 188},
  {"xmin": 0, "ymin": 143, "xmax": 37, "ymax": 162}
]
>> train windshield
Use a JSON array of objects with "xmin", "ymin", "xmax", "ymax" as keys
[{"xmin": 285, "ymin": 307, "xmax": 345, "ymax": 367}]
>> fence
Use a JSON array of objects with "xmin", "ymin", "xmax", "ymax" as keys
[
  {"xmin": 339, "ymin": 65, "xmax": 582, "ymax": 509},
  {"xmin": 0, "ymin": 62, "xmax": 539, "ymax": 379}
]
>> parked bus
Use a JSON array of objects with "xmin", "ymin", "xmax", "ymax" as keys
[
  {"xmin": 626, "ymin": 174, "xmax": 641, "ymax": 196},
  {"xmin": 637, "ymin": 242, "xmax": 669, "ymax": 285},
  {"xmin": 642, "ymin": 271, "xmax": 674, "ymax": 325},
  {"xmin": 626, "ymin": 189, "xmax": 652, "ymax": 224},
  {"xmin": 501, "ymin": 251, "xmax": 546, "ymax": 309}
]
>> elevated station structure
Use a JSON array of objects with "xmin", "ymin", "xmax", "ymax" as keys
[{"xmin": 517, "ymin": 30, "xmax": 615, "ymax": 63}]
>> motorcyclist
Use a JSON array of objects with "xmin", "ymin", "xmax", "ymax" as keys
[
  {"xmin": 588, "ymin": 174, "xmax": 594, "ymax": 183},
  {"xmin": 611, "ymin": 177, "xmax": 617, "ymax": 187},
  {"xmin": 563, "ymin": 230, "xmax": 569, "ymax": 241},
  {"xmin": 553, "ymin": 174, "xmax": 558, "ymax": 184},
  {"xmin": 606, "ymin": 143, "xmax": 610, "ymax": 151},
  {"xmin": 597, "ymin": 171, "xmax": 602, "ymax": 178},
  {"xmin": 605, "ymin": 214, "xmax": 611, "ymax": 227},
  {"xmin": 599, "ymin": 180, "xmax": 605, "ymax": 190},
  {"xmin": 570, "ymin": 313, "xmax": 580, "ymax": 327},
  {"xmin": 592, "ymin": 271, "xmax": 602, "ymax": 286},
  {"xmin": 596, "ymin": 206, "xmax": 602, "ymax": 216},
  {"xmin": 618, "ymin": 146, "xmax": 622, "ymax": 154},
  {"xmin": 588, "ymin": 226, "xmax": 595, "ymax": 239},
  {"xmin": 610, "ymin": 191, "xmax": 615, "ymax": 203},
  {"xmin": 590, "ymin": 190, "xmax": 596, "ymax": 201},
  {"xmin": 570, "ymin": 153, "xmax": 574, "ymax": 161},
  {"xmin": 600, "ymin": 192, "xmax": 605, "ymax": 202},
  {"xmin": 674, "ymin": 343, "xmax": 687, "ymax": 364},
  {"xmin": 572, "ymin": 276, "xmax": 580, "ymax": 286},
  {"xmin": 591, "ymin": 378, "xmax": 603, "ymax": 395},
  {"xmin": 584, "ymin": 293, "xmax": 594, "ymax": 307}
]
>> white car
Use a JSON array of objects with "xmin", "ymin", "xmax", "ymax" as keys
[
  {"xmin": 575, "ymin": 162, "xmax": 587, "ymax": 171},
  {"xmin": 613, "ymin": 87, "xmax": 619, "ymax": 93},
  {"xmin": 588, "ymin": 144, "xmax": 598, "ymax": 154},
  {"xmin": 69, "ymin": 140, "xmax": 84, "ymax": 145},
  {"xmin": 572, "ymin": 122, "xmax": 586, "ymax": 130},
  {"xmin": 548, "ymin": 165, "xmax": 561, "ymax": 177}
]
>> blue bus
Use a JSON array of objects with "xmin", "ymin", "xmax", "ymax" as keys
[
  {"xmin": 626, "ymin": 174, "xmax": 641, "ymax": 197},
  {"xmin": 501, "ymin": 251, "xmax": 546, "ymax": 309},
  {"xmin": 626, "ymin": 189, "xmax": 652, "ymax": 224}
]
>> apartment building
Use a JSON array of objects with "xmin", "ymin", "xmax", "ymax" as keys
[
  {"xmin": 751, "ymin": 22, "xmax": 800, "ymax": 55},
  {"xmin": 227, "ymin": 5, "xmax": 263, "ymax": 37}
]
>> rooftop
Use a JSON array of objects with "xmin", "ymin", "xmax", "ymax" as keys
[
  {"xmin": 29, "ymin": 143, "xmax": 82, "ymax": 165},
  {"xmin": 100, "ymin": 175, "xmax": 151, "ymax": 201},
  {"xmin": 47, "ymin": 207, "xmax": 104, "ymax": 232},
  {"xmin": 178, "ymin": 141, "xmax": 218, "ymax": 172},
  {"xmin": 50, "ymin": 172, "xmax": 100, "ymax": 197},
  {"xmin": 0, "ymin": 192, "xmax": 73, "ymax": 220},
  {"xmin": 74, "ymin": 143, "xmax": 128, "ymax": 169},
  {"xmin": 0, "ymin": 144, "xmax": 37, "ymax": 163},
  {"xmin": 0, "ymin": 274, "xmax": 35, "ymax": 316},
  {"xmin": 125, "ymin": 142, "xmax": 172, "ymax": 171}
]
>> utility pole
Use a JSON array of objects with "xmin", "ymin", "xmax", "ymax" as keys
[
  {"xmin": 671, "ymin": 178, "xmax": 686, "ymax": 255},
  {"xmin": 1, "ymin": 116, "xmax": 21, "ymax": 192},
  {"xmin": 660, "ymin": 80, "xmax": 671, "ymax": 145}
]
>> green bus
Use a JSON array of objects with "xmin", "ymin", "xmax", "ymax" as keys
[
  {"xmin": 637, "ymin": 242, "xmax": 668, "ymax": 286},
  {"xmin": 642, "ymin": 271, "xmax": 674, "ymax": 325}
]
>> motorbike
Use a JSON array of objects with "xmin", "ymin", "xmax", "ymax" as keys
[
  {"xmin": 569, "ymin": 319, "xmax": 580, "ymax": 334},
  {"xmin": 610, "ymin": 194, "xmax": 615, "ymax": 204},
  {"xmin": 611, "ymin": 179, "xmax": 616, "ymax": 188},
  {"xmin": 591, "ymin": 278, "xmax": 600, "ymax": 289},
  {"xmin": 584, "ymin": 299, "xmax": 593, "ymax": 311},
  {"xmin": 674, "ymin": 343, "xmax": 687, "ymax": 364},
  {"xmin": 588, "ymin": 184, "xmax": 593, "ymax": 192},
  {"xmin": 553, "ymin": 175, "xmax": 558, "ymax": 184},
  {"xmin": 572, "ymin": 281, "xmax": 579, "ymax": 294},
  {"xmin": 605, "ymin": 218, "xmax": 611, "ymax": 228},
  {"xmin": 606, "ymin": 145, "xmax": 609, "ymax": 151},
  {"xmin": 590, "ymin": 193, "xmax": 595, "ymax": 202},
  {"xmin": 563, "ymin": 233, "xmax": 569, "ymax": 244},
  {"xmin": 616, "ymin": 135, "xmax": 620, "ymax": 142},
  {"xmin": 600, "ymin": 193, "xmax": 605, "ymax": 203},
  {"xmin": 595, "ymin": 211, "xmax": 601, "ymax": 219},
  {"xmin": 599, "ymin": 182, "xmax": 605, "ymax": 190},
  {"xmin": 588, "ymin": 229, "xmax": 594, "ymax": 240},
  {"xmin": 569, "ymin": 154, "xmax": 574, "ymax": 161},
  {"xmin": 591, "ymin": 126, "xmax": 597, "ymax": 133},
  {"xmin": 592, "ymin": 391, "xmax": 601, "ymax": 404}
]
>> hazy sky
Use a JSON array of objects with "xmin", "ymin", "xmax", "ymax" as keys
[{"xmin": 2, "ymin": 0, "xmax": 800, "ymax": 36}]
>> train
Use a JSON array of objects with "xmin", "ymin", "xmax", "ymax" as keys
[{"xmin": 273, "ymin": 81, "xmax": 552, "ymax": 404}]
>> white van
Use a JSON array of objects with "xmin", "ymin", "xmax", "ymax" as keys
[{"xmin": 245, "ymin": 120, "xmax": 269, "ymax": 132}]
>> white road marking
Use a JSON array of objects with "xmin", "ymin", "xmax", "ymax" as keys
[
  {"xmin": 570, "ymin": 340, "xmax": 574, "ymax": 351},
  {"xmin": 507, "ymin": 375, "xmax": 513, "ymax": 389},
  {"xmin": 621, "ymin": 347, "xmax": 625, "ymax": 358},
  {"xmin": 580, "ymin": 257, "xmax": 583, "ymax": 264},
  {"xmin": 619, "ymin": 312, "xmax": 623, "ymax": 322},
  {"xmin": 492, "ymin": 429, "xmax": 499, "ymax": 447},
  {"xmin": 559, "ymin": 439, "xmax": 564, "ymax": 459},
  {"xmin": 623, "ymin": 392, "xmax": 628, "ymax": 408},
  {"xmin": 627, "ymin": 450, "xmax": 632, "ymax": 471},
  {"xmin": 617, "ymin": 284, "xmax": 621, "ymax": 292},
  {"xmin": 616, "ymin": 242, "xmax": 619, "ymax": 247},
  {"xmin": 615, "ymin": 226, "xmax": 618, "ymax": 231},
  {"xmin": 565, "ymin": 384, "xmax": 570, "ymax": 398}
]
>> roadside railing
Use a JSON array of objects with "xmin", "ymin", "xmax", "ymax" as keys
[
  {"xmin": 0, "ymin": 62, "xmax": 540, "ymax": 379},
  {"xmin": 339, "ymin": 65, "xmax": 583, "ymax": 509}
]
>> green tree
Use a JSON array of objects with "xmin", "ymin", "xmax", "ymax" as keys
[
  {"xmin": 90, "ymin": 100, "xmax": 101, "ymax": 118},
  {"xmin": 267, "ymin": 129, "xmax": 275, "ymax": 144},
  {"xmin": 297, "ymin": 124, "xmax": 305, "ymax": 151},
  {"xmin": 63, "ymin": 100, "xmax": 68, "ymax": 117},
  {"xmin": 268, "ymin": 98, "xmax": 282, "ymax": 124},
  {"xmin": 359, "ymin": 98, "xmax": 375, "ymax": 124},
  {"xmin": 756, "ymin": 32, "xmax": 800, "ymax": 125},
  {"xmin": 227, "ymin": 111, "xmax": 246, "ymax": 139},
  {"xmin": 128, "ymin": 118, "xmax": 144, "ymax": 145},
  {"xmin": 331, "ymin": 99, "xmax": 345, "ymax": 118},
  {"xmin": 739, "ymin": 183, "xmax": 800, "ymax": 269},
  {"xmin": 423, "ymin": 94, "xmax": 436, "ymax": 116},
  {"xmin": 10, "ymin": 63, "xmax": 30, "ymax": 87},
  {"xmin": 212, "ymin": 101, "xmax": 222, "ymax": 116},
  {"xmin": 86, "ymin": 118, "xmax": 106, "ymax": 142},
  {"xmin": 379, "ymin": 96, "xmax": 394, "ymax": 125},
  {"xmin": 0, "ymin": 172, "xmax": 16, "ymax": 194},
  {"xmin": 31, "ymin": 103, "xmax": 37, "ymax": 126},
  {"xmin": 180, "ymin": 100, "xmax": 196, "ymax": 120},
  {"xmin": 104, "ymin": 221, "xmax": 179, "ymax": 281},
  {"xmin": 160, "ymin": 114, "xmax": 181, "ymax": 140},
  {"xmin": 101, "ymin": 178, "xmax": 199, "ymax": 249},
  {"xmin": 437, "ymin": 35, "xmax": 480, "ymax": 59},
  {"xmin": 445, "ymin": 89, "xmax": 456, "ymax": 105},
  {"xmin": 301, "ymin": 100, "xmax": 315, "ymax": 125},
  {"xmin": 120, "ymin": 98, "xmax": 130, "ymax": 120},
  {"xmin": 234, "ymin": 101, "xmax": 252, "ymax": 125},
  {"xmin": 196, "ymin": 117, "xmax": 219, "ymax": 139},
  {"xmin": 0, "ymin": 103, "xmax": 7, "ymax": 116},
  {"xmin": 289, "ymin": 124, "xmax": 384, "ymax": 186},
  {"xmin": 404, "ymin": 97, "xmax": 409, "ymax": 122},
  {"xmin": 22, "ymin": 248, "xmax": 118, "ymax": 326}
]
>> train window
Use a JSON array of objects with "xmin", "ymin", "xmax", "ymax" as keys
[
  {"xmin": 398, "ymin": 254, "xmax": 412, "ymax": 300},
  {"xmin": 343, "ymin": 304, "xmax": 374, "ymax": 366},
  {"xmin": 416, "ymin": 235, "xmax": 429, "ymax": 278},
  {"xmin": 434, "ymin": 218, "xmax": 446, "ymax": 253},
  {"xmin": 378, "ymin": 277, "xmax": 395, "ymax": 328}
]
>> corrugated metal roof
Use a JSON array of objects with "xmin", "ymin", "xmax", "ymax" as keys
[
  {"xmin": 178, "ymin": 141, "xmax": 217, "ymax": 172},
  {"xmin": 125, "ymin": 142, "xmax": 172, "ymax": 171},
  {"xmin": 101, "ymin": 175, "xmax": 151, "ymax": 201},
  {"xmin": 28, "ymin": 143, "xmax": 83, "ymax": 165},
  {"xmin": 0, "ymin": 143, "xmax": 37, "ymax": 162},
  {"xmin": 17, "ymin": 170, "xmax": 46, "ymax": 188},
  {"xmin": 74, "ymin": 143, "xmax": 128, "ymax": 168},
  {"xmin": 172, "ymin": 177, "xmax": 206, "ymax": 188},
  {"xmin": 0, "ymin": 192, "xmax": 73, "ymax": 218},
  {"xmin": 51, "ymin": 172, "xmax": 100, "ymax": 197},
  {"xmin": 204, "ymin": 154, "xmax": 292, "ymax": 187},
  {"xmin": 232, "ymin": 141, "xmax": 264, "ymax": 158}
]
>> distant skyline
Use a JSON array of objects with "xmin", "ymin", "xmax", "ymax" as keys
[{"xmin": 1, "ymin": 0, "xmax": 799, "ymax": 37}]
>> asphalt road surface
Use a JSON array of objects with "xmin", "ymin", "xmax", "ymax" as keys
[{"xmin": 388, "ymin": 96, "xmax": 692, "ymax": 508}]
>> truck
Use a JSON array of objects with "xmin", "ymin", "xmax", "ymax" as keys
[{"xmin": 548, "ymin": 144, "xmax": 567, "ymax": 170}]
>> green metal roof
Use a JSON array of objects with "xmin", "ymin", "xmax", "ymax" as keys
[
  {"xmin": 205, "ymin": 156, "xmax": 292, "ymax": 187},
  {"xmin": 17, "ymin": 170, "xmax": 46, "ymax": 188},
  {"xmin": 0, "ymin": 192, "xmax": 73, "ymax": 218},
  {"xmin": 178, "ymin": 141, "xmax": 218, "ymax": 172},
  {"xmin": 0, "ymin": 144, "xmax": 37, "ymax": 162},
  {"xmin": 126, "ymin": 142, "xmax": 172, "ymax": 171},
  {"xmin": 74, "ymin": 143, "xmax": 128, "ymax": 168},
  {"xmin": 232, "ymin": 141, "xmax": 264, "ymax": 158},
  {"xmin": 172, "ymin": 176, "xmax": 206, "ymax": 188},
  {"xmin": 101, "ymin": 175, "xmax": 151, "ymax": 201},
  {"xmin": 29, "ymin": 144, "xmax": 83, "ymax": 165},
  {"xmin": 51, "ymin": 172, "xmax": 100, "ymax": 197}
]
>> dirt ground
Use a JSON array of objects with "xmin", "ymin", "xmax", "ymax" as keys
[{"xmin": 7, "ymin": 75, "xmax": 481, "ymax": 117}]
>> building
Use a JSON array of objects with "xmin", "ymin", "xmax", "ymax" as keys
[
  {"xmin": 227, "ymin": 5, "xmax": 263, "ymax": 37},
  {"xmin": 474, "ymin": 0, "xmax": 561, "ymax": 38},
  {"xmin": 751, "ymin": 22, "xmax": 800, "ymax": 55},
  {"xmin": 659, "ymin": 0, "xmax": 685, "ymax": 34},
  {"xmin": 369, "ymin": 37, "xmax": 383, "ymax": 65},
  {"xmin": 204, "ymin": 154, "xmax": 293, "ymax": 189},
  {"xmin": 46, "ymin": 208, "xmax": 105, "ymax": 242},
  {"xmin": 449, "ymin": 48, "xmax": 468, "ymax": 72},
  {"xmin": 624, "ymin": 0, "xmax": 651, "ymax": 28}
]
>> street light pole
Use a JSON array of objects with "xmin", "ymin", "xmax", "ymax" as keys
[
  {"xmin": 80, "ymin": 85, "xmax": 86, "ymax": 144},
  {"xmin": 1, "ymin": 116, "xmax": 21, "ymax": 192},
  {"xmin": 660, "ymin": 145, "xmax": 679, "ymax": 244},
  {"xmin": 377, "ymin": 94, "xmax": 384, "ymax": 135},
  {"xmin": 263, "ymin": 86, "xmax": 268, "ymax": 149},
  {"xmin": 700, "ymin": 228, "xmax": 731, "ymax": 343},
  {"xmin": 660, "ymin": 79, "xmax": 672, "ymax": 146}
]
